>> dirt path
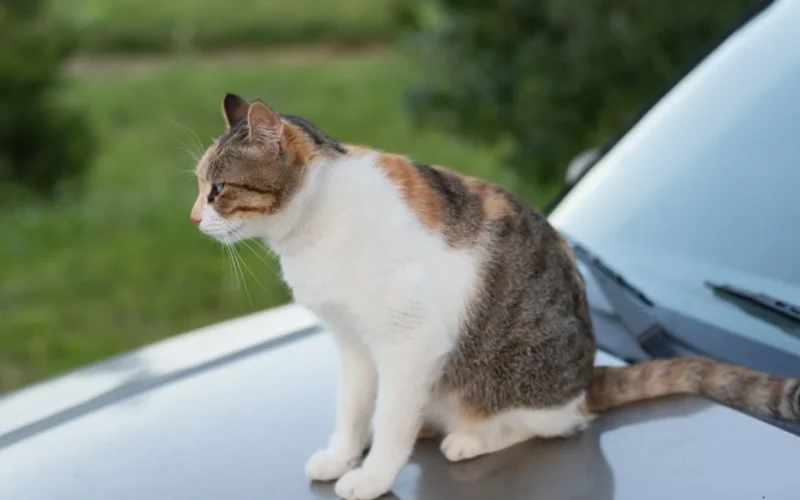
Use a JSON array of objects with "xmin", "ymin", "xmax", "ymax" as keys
[{"xmin": 64, "ymin": 43, "xmax": 388, "ymax": 77}]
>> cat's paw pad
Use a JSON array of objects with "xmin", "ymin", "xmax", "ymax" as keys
[
  {"xmin": 441, "ymin": 432, "xmax": 486, "ymax": 462},
  {"xmin": 334, "ymin": 467, "xmax": 393, "ymax": 500},
  {"xmin": 305, "ymin": 449, "xmax": 355, "ymax": 482}
]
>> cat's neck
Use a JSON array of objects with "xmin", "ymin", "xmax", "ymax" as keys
[
  {"xmin": 256, "ymin": 165, "xmax": 326, "ymax": 256},
  {"xmin": 256, "ymin": 152, "xmax": 377, "ymax": 257}
]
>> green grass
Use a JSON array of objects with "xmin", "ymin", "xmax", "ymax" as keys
[
  {"xmin": 0, "ymin": 51, "xmax": 555, "ymax": 393},
  {"xmin": 49, "ymin": 0, "xmax": 399, "ymax": 53}
]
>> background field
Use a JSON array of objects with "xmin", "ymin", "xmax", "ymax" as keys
[
  {"xmin": 4, "ymin": 0, "xmax": 748, "ymax": 394},
  {"xmin": 48, "ymin": 0, "xmax": 398, "ymax": 53},
  {"xmin": 0, "ymin": 31, "xmax": 553, "ymax": 391}
]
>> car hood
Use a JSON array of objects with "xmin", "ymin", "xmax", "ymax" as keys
[{"xmin": 1, "ymin": 304, "xmax": 798, "ymax": 500}]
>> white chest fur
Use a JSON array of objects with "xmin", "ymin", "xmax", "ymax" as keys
[{"xmin": 267, "ymin": 154, "xmax": 483, "ymax": 349}]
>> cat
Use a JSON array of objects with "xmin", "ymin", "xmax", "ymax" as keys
[{"xmin": 191, "ymin": 94, "xmax": 800, "ymax": 500}]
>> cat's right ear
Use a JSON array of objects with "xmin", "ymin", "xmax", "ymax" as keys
[{"xmin": 222, "ymin": 93, "xmax": 250, "ymax": 129}]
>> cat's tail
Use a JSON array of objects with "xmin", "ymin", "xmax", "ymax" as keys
[{"xmin": 587, "ymin": 357, "xmax": 800, "ymax": 420}]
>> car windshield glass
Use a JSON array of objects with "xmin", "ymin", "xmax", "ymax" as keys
[{"xmin": 549, "ymin": 0, "xmax": 800, "ymax": 357}]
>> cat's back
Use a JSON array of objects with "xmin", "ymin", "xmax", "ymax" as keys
[
  {"xmin": 339, "ymin": 146, "xmax": 574, "ymax": 285},
  {"xmin": 362, "ymin": 149, "xmax": 525, "ymax": 247},
  {"xmin": 349, "ymin": 149, "xmax": 594, "ymax": 403}
]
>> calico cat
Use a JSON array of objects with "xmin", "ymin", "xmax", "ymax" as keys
[{"xmin": 191, "ymin": 94, "xmax": 800, "ymax": 500}]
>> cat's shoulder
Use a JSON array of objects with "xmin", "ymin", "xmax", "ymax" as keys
[{"xmin": 343, "ymin": 145, "xmax": 528, "ymax": 242}]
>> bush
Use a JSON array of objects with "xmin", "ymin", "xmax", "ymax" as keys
[
  {"xmin": 399, "ymin": 0, "xmax": 760, "ymax": 184},
  {"xmin": 0, "ymin": 0, "xmax": 93, "ymax": 199}
]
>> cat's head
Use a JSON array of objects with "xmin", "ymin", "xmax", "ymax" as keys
[{"xmin": 191, "ymin": 94, "xmax": 340, "ymax": 243}]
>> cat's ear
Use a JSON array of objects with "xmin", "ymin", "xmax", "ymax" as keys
[
  {"xmin": 222, "ymin": 93, "xmax": 250, "ymax": 129},
  {"xmin": 247, "ymin": 100, "xmax": 283, "ymax": 139}
]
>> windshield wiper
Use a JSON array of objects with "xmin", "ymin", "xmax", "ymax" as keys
[
  {"xmin": 706, "ymin": 281, "xmax": 800, "ymax": 323},
  {"xmin": 570, "ymin": 240, "xmax": 800, "ymax": 436},
  {"xmin": 570, "ymin": 240, "xmax": 800, "ymax": 376}
]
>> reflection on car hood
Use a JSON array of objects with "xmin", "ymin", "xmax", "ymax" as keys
[{"xmin": 0, "ymin": 304, "xmax": 798, "ymax": 500}]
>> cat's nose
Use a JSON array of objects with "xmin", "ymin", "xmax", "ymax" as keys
[{"xmin": 191, "ymin": 217, "xmax": 201, "ymax": 226}]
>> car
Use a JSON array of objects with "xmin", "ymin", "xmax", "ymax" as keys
[{"xmin": 2, "ymin": 0, "xmax": 800, "ymax": 498}]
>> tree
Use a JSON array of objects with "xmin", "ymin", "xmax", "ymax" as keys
[
  {"xmin": 0, "ymin": 0, "xmax": 94, "ymax": 200},
  {"xmin": 398, "ymin": 0, "xmax": 760, "ymax": 185}
]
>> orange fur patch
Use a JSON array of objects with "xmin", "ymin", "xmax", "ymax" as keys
[
  {"xmin": 418, "ymin": 423, "xmax": 438, "ymax": 439},
  {"xmin": 283, "ymin": 124, "xmax": 319, "ymax": 166},
  {"xmin": 459, "ymin": 402, "xmax": 490, "ymax": 424},
  {"xmin": 191, "ymin": 145, "xmax": 216, "ymax": 221},
  {"xmin": 194, "ymin": 142, "xmax": 216, "ymax": 178},
  {"xmin": 463, "ymin": 176, "xmax": 514, "ymax": 220},
  {"xmin": 577, "ymin": 400, "xmax": 592, "ymax": 418},
  {"xmin": 376, "ymin": 153, "xmax": 444, "ymax": 231}
]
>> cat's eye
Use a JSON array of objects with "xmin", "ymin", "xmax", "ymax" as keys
[{"xmin": 208, "ymin": 183, "xmax": 225, "ymax": 203}]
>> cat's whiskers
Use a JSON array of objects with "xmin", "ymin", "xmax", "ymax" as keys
[
  {"xmin": 241, "ymin": 234, "xmax": 277, "ymax": 259},
  {"xmin": 224, "ymin": 233, "xmax": 244, "ymax": 291},
  {"xmin": 224, "ymin": 224, "xmax": 283, "ymax": 280},
  {"xmin": 229, "ymin": 242, "xmax": 265, "ymax": 311},
  {"xmin": 168, "ymin": 123, "xmax": 206, "ymax": 172},
  {"xmin": 220, "ymin": 233, "xmax": 241, "ymax": 292},
  {"xmin": 169, "ymin": 131, "xmax": 202, "ymax": 161},
  {"xmin": 225, "ymin": 233, "xmax": 254, "ymax": 309},
  {"xmin": 180, "ymin": 148, "xmax": 202, "ymax": 164},
  {"xmin": 179, "ymin": 167, "xmax": 200, "ymax": 178},
  {"xmin": 169, "ymin": 120, "xmax": 205, "ymax": 156},
  {"xmin": 220, "ymin": 240, "xmax": 236, "ymax": 291}
]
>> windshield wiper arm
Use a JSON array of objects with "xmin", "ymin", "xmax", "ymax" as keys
[
  {"xmin": 705, "ymin": 281, "xmax": 800, "ymax": 323},
  {"xmin": 571, "ymin": 243, "xmax": 653, "ymax": 307},
  {"xmin": 570, "ymin": 242, "xmax": 665, "ymax": 360}
]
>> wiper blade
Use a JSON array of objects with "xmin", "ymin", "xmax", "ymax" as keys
[{"xmin": 705, "ymin": 281, "xmax": 800, "ymax": 323}]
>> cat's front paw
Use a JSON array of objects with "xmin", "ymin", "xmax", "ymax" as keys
[
  {"xmin": 440, "ymin": 431, "xmax": 486, "ymax": 462},
  {"xmin": 334, "ymin": 467, "xmax": 394, "ymax": 500},
  {"xmin": 305, "ymin": 449, "xmax": 356, "ymax": 482}
]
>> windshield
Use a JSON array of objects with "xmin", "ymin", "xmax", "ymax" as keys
[{"xmin": 549, "ymin": 0, "xmax": 800, "ymax": 357}]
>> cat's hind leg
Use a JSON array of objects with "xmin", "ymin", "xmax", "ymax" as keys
[{"xmin": 439, "ymin": 393, "xmax": 591, "ymax": 462}]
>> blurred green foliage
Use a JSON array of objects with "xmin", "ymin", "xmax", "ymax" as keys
[
  {"xmin": 14, "ymin": 0, "xmax": 757, "ymax": 392},
  {"xmin": 48, "ymin": 0, "xmax": 398, "ymax": 53},
  {"xmin": 399, "ymin": 0, "xmax": 759, "ymax": 183},
  {"xmin": 0, "ymin": 0, "xmax": 94, "ymax": 198},
  {"xmin": 0, "ymin": 52, "xmax": 547, "ymax": 392}
]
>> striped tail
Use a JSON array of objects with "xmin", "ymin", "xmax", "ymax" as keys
[{"xmin": 587, "ymin": 357, "xmax": 800, "ymax": 420}]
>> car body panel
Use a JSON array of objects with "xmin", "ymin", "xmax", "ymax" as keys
[
  {"xmin": 1, "ymin": 305, "xmax": 798, "ymax": 500},
  {"xmin": 0, "ymin": 303, "xmax": 320, "ymax": 442}
]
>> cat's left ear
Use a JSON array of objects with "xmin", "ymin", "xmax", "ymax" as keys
[
  {"xmin": 222, "ymin": 93, "xmax": 250, "ymax": 129},
  {"xmin": 247, "ymin": 100, "xmax": 284, "ymax": 140}
]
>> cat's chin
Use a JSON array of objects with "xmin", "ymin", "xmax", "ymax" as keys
[
  {"xmin": 212, "ymin": 232, "xmax": 243, "ymax": 245},
  {"xmin": 198, "ymin": 221, "xmax": 251, "ymax": 245},
  {"xmin": 210, "ymin": 228, "xmax": 252, "ymax": 245}
]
